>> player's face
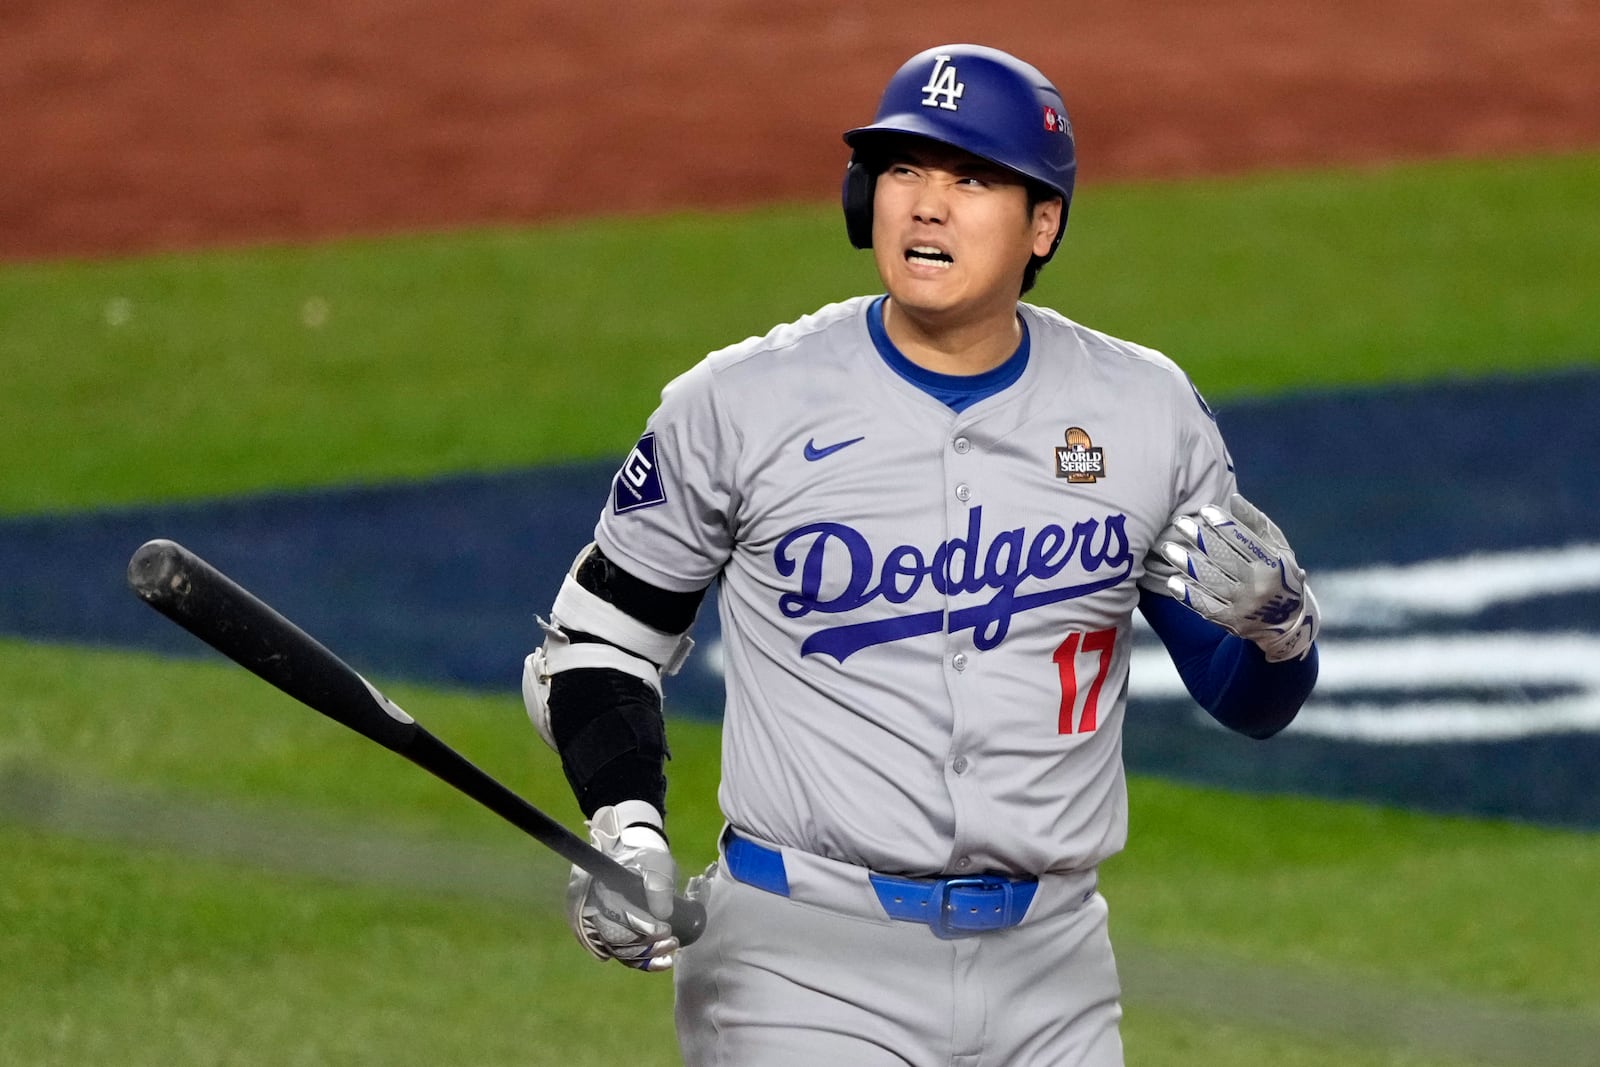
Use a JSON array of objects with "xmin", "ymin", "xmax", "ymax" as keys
[{"xmin": 871, "ymin": 142, "xmax": 1060, "ymax": 329}]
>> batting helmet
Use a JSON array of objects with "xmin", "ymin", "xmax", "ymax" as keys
[{"xmin": 841, "ymin": 45, "xmax": 1077, "ymax": 282}]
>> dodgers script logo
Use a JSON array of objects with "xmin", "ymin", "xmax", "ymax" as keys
[{"xmin": 775, "ymin": 506, "xmax": 1133, "ymax": 662}]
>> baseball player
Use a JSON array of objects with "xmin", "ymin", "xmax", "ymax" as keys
[{"xmin": 523, "ymin": 44, "xmax": 1319, "ymax": 1066}]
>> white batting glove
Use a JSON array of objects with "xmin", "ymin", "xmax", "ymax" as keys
[
  {"xmin": 1152, "ymin": 493, "xmax": 1320, "ymax": 663},
  {"xmin": 566, "ymin": 801, "xmax": 680, "ymax": 972}
]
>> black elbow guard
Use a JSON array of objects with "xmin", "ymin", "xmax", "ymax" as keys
[{"xmin": 574, "ymin": 546, "xmax": 705, "ymax": 635}]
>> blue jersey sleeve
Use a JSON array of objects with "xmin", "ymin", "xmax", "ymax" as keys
[{"xmin": 1137, "ymin": 587, "xmax": 1317, "ymax": 739}]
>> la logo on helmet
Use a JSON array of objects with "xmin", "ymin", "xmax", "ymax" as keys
[{"xmin": 920, "ymin": 55, "xmax": 965, "ymax": 111}]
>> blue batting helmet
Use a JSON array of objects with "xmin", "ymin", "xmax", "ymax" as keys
[{"xmin": 841, "ymin": 45, "xmax": 1077, "ymax": 271}]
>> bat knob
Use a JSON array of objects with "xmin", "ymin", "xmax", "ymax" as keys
[
  {"xmin": 672, "ymin": 895, "xmax": 709, "ymax": 946},
  {"xmin": 128, "ymin": 539, "xmax": 193, "ymax": 605}
]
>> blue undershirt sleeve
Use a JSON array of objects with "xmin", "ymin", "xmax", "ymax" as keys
[{"xmin": 1137, "ymin": 587, "xmax": 1318, "ymax": 739}]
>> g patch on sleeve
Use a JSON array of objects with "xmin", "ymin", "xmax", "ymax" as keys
[{"xmin": 612, "ymin": 432, "xmax": 667, "ymax": 514}]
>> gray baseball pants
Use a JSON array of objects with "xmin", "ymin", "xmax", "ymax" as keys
[{"xmin": 674, "ymin": 841, "xmax": 1124, "ymax": 1066}]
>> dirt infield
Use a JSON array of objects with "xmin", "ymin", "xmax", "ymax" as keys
[{"xmin": 5, "ymin": 0, "xmax": 1598, "ymax": 261}]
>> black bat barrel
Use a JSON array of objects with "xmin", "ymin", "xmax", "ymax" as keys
[
  {"xmin": 127, "ymin": 538, "xmax": 707, "ymax": 946},
  {"xmin": 128, "ymin": 538, "xmax": 419, "ymax": 750}
]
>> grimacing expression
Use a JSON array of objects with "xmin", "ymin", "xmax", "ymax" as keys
[{"xmin": 870, "ymin": 140, "xmax": 1061, "ymax": 320}]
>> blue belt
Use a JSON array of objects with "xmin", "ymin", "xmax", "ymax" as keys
[{"xmin": 723, "ymin": 831, "xmax": 1038, "ymax": 940}]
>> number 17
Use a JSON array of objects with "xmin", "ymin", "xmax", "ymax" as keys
[{"xmin": 1053, "ymin": 627, "xmax": 1117, "ymax": 734}]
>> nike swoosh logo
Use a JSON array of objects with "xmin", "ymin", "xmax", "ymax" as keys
[{"xmin": 803, "ymin": 436, "xmax": 865, "ymax": 462}]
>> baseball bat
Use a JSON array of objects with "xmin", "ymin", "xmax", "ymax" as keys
[{"xmin": 126, "ymin": 537, "xmax": 705, "ymax": 946}]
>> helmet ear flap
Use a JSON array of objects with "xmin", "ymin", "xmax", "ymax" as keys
[{"xmin": 841, "ymin": 158, "xmax": 876, "ymax": 249}]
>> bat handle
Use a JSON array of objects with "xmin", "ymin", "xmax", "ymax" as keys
[
  {"xmin": 126, "ymin": 538, "xmax": 712, "ymax": 946},
  {"xmin": 400, "ymin": 729, "xmax": 710, "ymax": 945}
]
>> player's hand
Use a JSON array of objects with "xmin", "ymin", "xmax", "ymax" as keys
[
  {"xmin": 1151, "ymin": 493, "xmax": 1320, "ymax": 663},
  {"xmin": 566, "ymin": 801, "xmax": 680, "ymax": 972}
]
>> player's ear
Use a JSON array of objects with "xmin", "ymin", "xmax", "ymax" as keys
[{"xmin": 1030, "ymin": 197, "xmax": 1063, "ymax": 258}]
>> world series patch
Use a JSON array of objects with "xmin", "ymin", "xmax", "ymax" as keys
[
  {"xmin": 612, "ymin": 432, "xmax": 667, "ymax": 513},
  {"xmin": 1054, "ymin": 427, "xmax": 1106, "ymax": 483}
]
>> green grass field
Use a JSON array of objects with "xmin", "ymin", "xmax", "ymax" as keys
[
  {"xmin": 3, "ymin": 152, "xmax": 1597, "ymax": 516},
  {"xmin": 3, "ymin": 151, "xmax": 1599, "ymax": 1065}
]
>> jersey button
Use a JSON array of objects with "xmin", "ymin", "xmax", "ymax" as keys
[
  {"xmin": 955, "ymin": 483, "xmax": 971, "ymax": 502},
  {"xmin": 953, "ymin": 436, "xmax": 971, "ymax": 454},
  {"xmin": 952, "ymin": 755, "xmax": 969, "ymax": 774},
  {"xmin": 951, "ymin": 652, "xmax": 968, "ymax": 671},
  {"xmin": 955, "ymin": 857, "xmax": 972, "ymax": 871}
]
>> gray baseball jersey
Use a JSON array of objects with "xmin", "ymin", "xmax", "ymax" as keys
[{"xmin": 595, "ymin": 295, "xmax": 1235, "ymax": 879}]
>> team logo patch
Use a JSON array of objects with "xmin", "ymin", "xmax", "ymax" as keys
[
  {"xmin": 920, "ymin": 54, "xmax": 965, "ymax": 111},
  {"xmin": 1043, "ymin": 106, "xmax": 1072, "ymax": 136},
  {"xmin": 612, "ymin": 432, "xmax": 667, "ymax": 514},
  {"xmin": 1054, "ymin": 427, "xmax": 1106, "ymax": 483}
]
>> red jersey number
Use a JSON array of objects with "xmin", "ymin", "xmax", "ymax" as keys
[{"xmin": 1054, "ymin": 627, "xmax": 1117, "ymax": 734}]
